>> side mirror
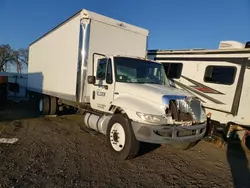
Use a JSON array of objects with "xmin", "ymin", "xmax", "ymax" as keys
[{"xmin": 87, "ymin": 76, "xmax": 96, "ymax": 84}]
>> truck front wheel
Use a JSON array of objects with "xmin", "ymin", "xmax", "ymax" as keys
[{"xmin": 107, "ymin": 114, "xmax": 140, "ymax": 160}]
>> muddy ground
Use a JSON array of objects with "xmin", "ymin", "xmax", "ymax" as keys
[{"xmin": 0, "ymin": 101, "xmax": 250, "ymax": 188}]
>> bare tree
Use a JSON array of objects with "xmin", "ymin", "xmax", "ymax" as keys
[
  {"xmin": 0, "ymin": 44, "xmax": 14, "ymax": 71},
  {"xmin": 14, "ymin": 48, "xmax": 28, "ymax": 73},
  {"xmin": 17, "ymin": 48, "xmax": 28, "ymax": 66},
  {"xmin": 12, "ymin": 50, "xmax": 22, "ymax": 73},
  {"xmin": 0, "ymin": 45, "xmax": 28, "ymax": 73}
]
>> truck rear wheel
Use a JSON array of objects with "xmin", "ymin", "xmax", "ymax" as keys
[
  {"xmin": 107, "ymin": 114, "xmax": 140, "ymax": 160},
  {"xmin": 49, "ymin": 96, "xmax": 57, "ymax": 115},
  {"xmin": 39, "ymin": 96, "xmax": 50, "ymax": 115}
]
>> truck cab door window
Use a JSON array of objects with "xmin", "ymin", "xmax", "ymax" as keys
[
  {"xmin": 106, "ymin": 59, "xmax": 113, "ymax": 84},
  {"xmin": 96, "ymin": 58, "xmax": 107, "ymax": 80}
]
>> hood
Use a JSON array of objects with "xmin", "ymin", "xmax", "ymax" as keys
[{"xmin": 115, "ymin": 83, "xmax": 193, "ymax": 105}]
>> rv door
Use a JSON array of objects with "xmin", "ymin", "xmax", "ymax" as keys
[{"xmin": 180, "ymin": 62, "xmax": 241, "ymax": 114}]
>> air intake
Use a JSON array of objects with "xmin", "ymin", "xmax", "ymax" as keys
[{"xmin": 219, "ymin": 41, "xmax": 245, "ymax": 49}]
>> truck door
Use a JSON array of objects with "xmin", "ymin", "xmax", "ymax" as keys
[{"xmin": 90, "ymin": 58, "xmax": 115, "ymax": 112}]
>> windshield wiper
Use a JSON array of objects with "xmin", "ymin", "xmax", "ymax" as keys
[{"xmin": 136, "ymin": 81, "xmax": 162, "ymax": 84}]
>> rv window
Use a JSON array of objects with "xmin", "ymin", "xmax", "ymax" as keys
[
  {"xmin": 162, "ymin": 63, "xmax": 183, "ymax": 79},
  {"xmin": 204, "ymin": 66, "xmax": 236, "ymax": 85}
]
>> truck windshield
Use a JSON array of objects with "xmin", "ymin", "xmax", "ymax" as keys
[{"xmin": 114, "ymin": 57, "xmax": 169, "ymax": 85}]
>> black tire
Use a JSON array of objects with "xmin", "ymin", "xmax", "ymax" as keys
[
  {"xmin": 171, "ymin": 141, "xmax": 199, "ymax": 150},
  {"xmin": 107, "ymin": 114, "xmax": 140, "ymax": 160},
  {"xmin": 39, "ymin": 95, "xmax": 50, "ymax": 115},
  {"xmin": 50, "ymin": 96, "xmax": 57, "ymax": 115}
]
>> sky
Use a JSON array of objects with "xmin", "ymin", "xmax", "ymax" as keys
[{"xmin": 0, "ymin": 0, "xmax": 249, "ymax": 51}]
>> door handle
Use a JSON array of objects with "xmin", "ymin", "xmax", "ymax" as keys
[
  {"xmin": 94, "ymin": 84, "xmax": 108, "ymax": 90},
  {"xmin": 92, "ymin": 91, "xmax": 95, "ymax": 100}
]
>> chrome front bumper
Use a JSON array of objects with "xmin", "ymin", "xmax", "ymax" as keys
[{"xmin": 131, "ymin": 122, "xmax": 207, "ymax": 144}]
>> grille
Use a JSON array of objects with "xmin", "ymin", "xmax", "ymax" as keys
[{"xmin": 168, "ymin": 99, "xmax": 193, "ymax": 122}]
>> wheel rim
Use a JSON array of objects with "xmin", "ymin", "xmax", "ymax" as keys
[
  {"xmin": 110, "ymin": 123, "xmax": 126, "ymax": 151},
  {"xmin": 39, "ymin": 99, "xmax": 43, "ymax": 112}
]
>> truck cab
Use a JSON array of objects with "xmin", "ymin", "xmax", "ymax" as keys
[{"xmin": 86, "ymin": 55, "xmax": 207, "ymax": 159}]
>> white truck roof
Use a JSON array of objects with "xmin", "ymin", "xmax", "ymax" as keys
[
  {"xmin": 30, "ymin": 9, "xmax": 149, "ymax": 46},
  {"xmin": 148, "ymin": 41, "xmax": 250, "ymax": 59},
  {"xmin": 148, "ymin": 41, "xmax": 250, "ymax": 58}
]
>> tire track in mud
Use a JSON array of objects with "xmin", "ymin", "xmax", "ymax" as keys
[{"xmin": 0, "ymin": 115, "xmax": 249, "ymax": 187}]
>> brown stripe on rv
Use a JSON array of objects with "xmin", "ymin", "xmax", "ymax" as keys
[
  {"xmin": 181, "ymin": 76, "xmax": 225, "ymax": 95},
  {"xmin": 173, "ymin": 80, "xmax": 225, "ymax": 105},
  {"xmin": 231, "ymin": 59, "xmax": 248, "ymax": 116}
]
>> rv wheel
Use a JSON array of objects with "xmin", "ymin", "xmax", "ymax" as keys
[
  {"xmin": 107, "ymin": 114, "xmax": 140, "ymax": 160},
  {"xmin": 39, "ymin": 96, "xmax": 50, "ymax": 115}
]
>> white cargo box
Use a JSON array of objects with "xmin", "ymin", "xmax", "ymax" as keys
[{"xmin": 28, "ymin": 9, "xmax": 149, "ymax": 102}]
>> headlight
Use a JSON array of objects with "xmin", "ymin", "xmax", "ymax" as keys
[{"xmin": 136, "ymin": 112, "xmax": 166, "ymax": 124}]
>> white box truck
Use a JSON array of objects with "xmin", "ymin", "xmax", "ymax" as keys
[{"xmin": 27, "ymin": 9, "xmax": 207, "ymax": 160}]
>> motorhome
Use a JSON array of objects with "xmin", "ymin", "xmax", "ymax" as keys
[
  {"xmin": 147, "ymin": 41, "xmax": 250, "ymax": 137},
  {"xmin": 27, "ymin": 9, "xmax": 207, "ymax": 160}
]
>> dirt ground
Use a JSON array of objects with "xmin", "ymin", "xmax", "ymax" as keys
[{"xmin": 0, "ymin": 101, "xmax": 250, "ymax": 188}]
